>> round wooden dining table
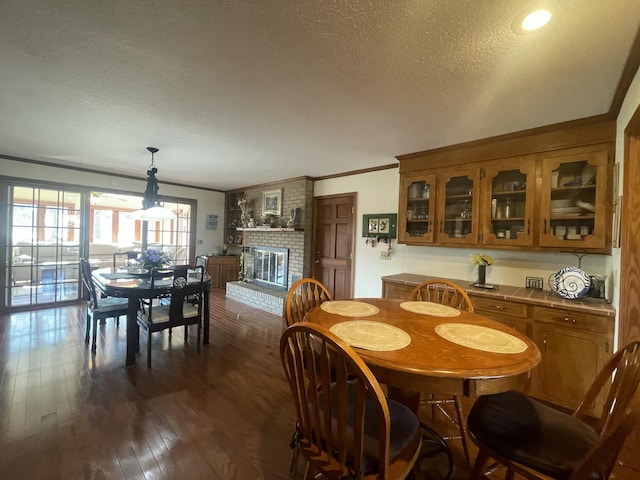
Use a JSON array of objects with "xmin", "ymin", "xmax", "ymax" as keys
[{"xmin": 305, "ymin": 298, "xmax": 541, "ymax": 411}]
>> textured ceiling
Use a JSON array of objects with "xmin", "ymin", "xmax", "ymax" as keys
[{"xmin": 1, "ymin": 1, "xmax": 639, "ymax": 191}]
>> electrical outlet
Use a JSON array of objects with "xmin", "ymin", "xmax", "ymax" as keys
[
  {"xmin": 380, "ymin": 251, "xmax": 391, "ymax": 260},
  {"xmin": 526, "ymin": 276, "xmax": 543, "ymax": 289}
]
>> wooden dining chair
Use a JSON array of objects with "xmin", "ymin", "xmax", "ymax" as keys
[
  {"xmin": 136, "ymin": 265, "xmax": 205, "ymax": 368},
  {"xmin": 80, "ymin": 258, "xmax": 129, "ymax": 352},
  {"xmin": 467, "ymin": 339, "xmax": 640, "ymax": 480},
  {"xmin": 407, "ymin": 278, "xmax": 474, "ymax": 312},
  {"xmin": 285, "ymin": 277, "xmax": 332, "ymax": 327},
  {"xmin": 408, "ymin": 278, "xmax": 474, "ymax": 465},
  {"xmin": 284, "ymin": 277, "xmax": 332, "ymax": 474},
  {"xmin": 280, "ymin": 322, "xmax": 422, "ymax": 480}
]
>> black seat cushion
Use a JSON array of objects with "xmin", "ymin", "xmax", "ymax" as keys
[
  {"xmin": 467, "ymin": 390, "xmax": 599, "ymax": 479},
  {"xmin": 320, "ymin": 380, "xmax": 420, "ymax": 475}
]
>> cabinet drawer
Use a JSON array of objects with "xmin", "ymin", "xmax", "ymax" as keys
[
  {"xmin": 534, "ymin": 307, "xmax": 608, "ymax": 334},
  {"xmin": 383, "ymin": 282, "xmax": 414, "ymax": 300},
  {"xmin": 470, "ymin": 296, "xmax": 528, "ymax": 319}
]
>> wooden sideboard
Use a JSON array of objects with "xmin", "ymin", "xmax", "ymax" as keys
[
  {"xmin": 382, "ymin": 273, "xmax": 615, "ymax": 411},
  {"xmin": 206, "ymin": 255, "xmax": 240, "ymax": 288}
]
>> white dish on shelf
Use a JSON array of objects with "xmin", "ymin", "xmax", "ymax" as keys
[
  {"xmin": 551, "ymin": 206, "xmax": 583, "ymax": 214},
  {"xmin": 550, "ymin": 199, "xmax": 573, "ymax": 208},
  {"xmin": 576, "ymin": 201, "xmax": 595, "ymax": 212}
]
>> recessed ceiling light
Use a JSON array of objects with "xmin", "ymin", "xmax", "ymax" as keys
[
  {"xmin": 513, "ymin": 4, "xmax": 557, "ymax": 34},
  {"xmin": 522, "ymin": 9, "xmax": 553, "ymax": 31}
]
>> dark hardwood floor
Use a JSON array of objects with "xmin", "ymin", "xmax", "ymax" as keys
[{"xmin": 0, "ymin": 290, "xmax": 634, "ymax": 479}]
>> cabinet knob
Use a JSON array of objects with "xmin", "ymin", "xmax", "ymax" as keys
[
  {"xmin": 493, "ymin": 305, "xmax": 504, "ymax": 310},
  {"xmin": 563, "ymin": 317, "xmax": 577, "ymax": 324}
]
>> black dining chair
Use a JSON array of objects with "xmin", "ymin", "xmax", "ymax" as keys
[
  {"xmin": 112, "ymin": 250, "xmax": 139, "ymax": 268},
  {"xmin": 80, "ymin": 258, "xmax": 129, "ymax": 352},
  {"xmin": 136, "ymin": 265, "xmax": 205, "ymax": 368},
  {"xmin": 194, "ymin": 255, "xmax": 209, "ymax": 270},
  {"xmin": 467, "ymin": 339, "xmax": 640, "ymax": 480}
]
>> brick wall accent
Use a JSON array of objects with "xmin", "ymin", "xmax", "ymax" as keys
[
  {"xmin": 226, "ymin": 281, "xmax": 285, "ymax": 316},
  {"xmin": 227, "ymin": 178, "xmax": 313, "ymax": 315}
]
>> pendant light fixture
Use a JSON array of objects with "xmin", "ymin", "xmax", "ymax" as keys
[{"xmin": 131, "ymin": 147, "xmax": 176, "ymax": 221}]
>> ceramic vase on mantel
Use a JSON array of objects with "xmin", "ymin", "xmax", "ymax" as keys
[{"xmin": 477, "ymin": 264, "xmax": 486, "ymax": 286}]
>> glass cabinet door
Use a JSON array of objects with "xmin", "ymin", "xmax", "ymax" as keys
[
  {"xmin": 437, "ymin": 169, "xmax": 479, "ymax": 244},
  {"xmin": 398, "ymin": 173, "xmax": 436, "ymax": 244},
  {"xmin": 539, "ymin": 151, "xmax": 609, "ymax": 250},
  {"xmin": 483, "ymin": 161, "xmax": 535, "ymax": 246}
]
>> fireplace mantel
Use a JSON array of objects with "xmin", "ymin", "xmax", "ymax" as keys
[{"xmin": 237, "ymin": 227, "xmax": 303, "ymax": 232}]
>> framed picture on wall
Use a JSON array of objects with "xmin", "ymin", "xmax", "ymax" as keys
[
  {"xmin": 361, "ymin": 213, "xmax": 397, "ymax": 238},
  {"xmin": 378, "ymin": 218, "xmax": 390, "ymax": 234},
  {"xmin": 205, "ymin": 214, "xmax": 218, "ymax": 230},
  {"xmin": 263, "ymin": 188, "xmax": 282, "ymax": 216}
]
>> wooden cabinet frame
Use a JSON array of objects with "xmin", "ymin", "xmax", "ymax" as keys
[
  {"xmin": 397, "ymin": 145, "xmax": 613, "ymax": 253},
  {"xmin": 538, "ymin": 148, "xmax": 611, "ymax": 251},
  {"xmin": 396, "ymin": 119, "xmax": 615, "ymax": 252}
]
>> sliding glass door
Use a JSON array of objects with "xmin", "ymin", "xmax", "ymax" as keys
[
  {"xmin": 2, "ymin": 179, "xmax": 196, "ymax": 312},
  {"xmin": 5, "ymin": 185, "xmax": 84, "ymax": 308}
]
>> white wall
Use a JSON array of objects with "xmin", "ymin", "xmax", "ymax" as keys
[
  {"xmin": 315, "ymin": 169, "xmax": 609, "ymax": 299},
  {"xmin": 0, "ymin": 157, "xmax": 226, "ymax": 256}
]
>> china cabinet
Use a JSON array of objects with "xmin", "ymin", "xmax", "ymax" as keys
[
  {"xmin": 397, "ymin": 145, "xmax": 613, "ymax": 252},
  {"xmin": 398, "ymin": 169, "xmax": 481, "ymax": 245},
  {"xmin": 437, "ymin": 168, "xmax": 480, "ymax": 244},
  {"xmin": 538, "ymin": 149, "xmax": 611, "ymax": 251},
  {"xmin": 398, "ymin": 172, "xmax": 436, "ymax": 243},
  {"xmin": 481, "ymin": 158, "xmax": 536, "ymax": 246}
]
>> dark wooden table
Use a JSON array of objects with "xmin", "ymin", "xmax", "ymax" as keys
[
  {"xmin": 92, "ymin": 267, "xmax": 212, "ymax": 367},
  {"xmin": 305, "ymin": 298, "xmax": 541, "ymax": 411}
]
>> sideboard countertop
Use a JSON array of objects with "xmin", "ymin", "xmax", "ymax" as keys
[{"xmin": 382, "ymin": 273, "xmax": 615, "ymax": 318}]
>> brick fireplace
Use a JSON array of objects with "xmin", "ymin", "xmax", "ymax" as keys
[{"xmin": 225, "ymin": 178, "xmax": 313, "ymax": 316}]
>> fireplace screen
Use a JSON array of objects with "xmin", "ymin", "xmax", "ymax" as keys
[{"xmin": 253, "ymin": 246, "xmax": 289, "ymax": 290}]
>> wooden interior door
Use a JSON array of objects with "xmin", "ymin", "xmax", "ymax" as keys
[
  {"xmin": 312, "ymin": 193, "xmax": 355, "ymax": 299},
  {"xmin": 618, "ymin": 108, "xmax": 640, "ymax": 475}
]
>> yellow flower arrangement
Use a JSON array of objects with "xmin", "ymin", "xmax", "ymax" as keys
[{"xmin": 471, "ymin": 253, "xmax": 493, "ymax": 266}]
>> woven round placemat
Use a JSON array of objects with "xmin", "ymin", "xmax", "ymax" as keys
[
  {"xmin": 330, "ymin": 320, "xmax": 411, "ymax": 351},
  {"xmin": 320, "ymin": 300, "xmax": 380, "ymax": 317},
  {"xmin": 400, "ymin": 301, "xmax": 461, "ymax": 317},
  {"xmin": 435, "ymin": 323, "xmax": 528, "ymax": 354}
]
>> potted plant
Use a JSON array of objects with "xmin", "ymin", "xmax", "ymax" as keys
[
  {"xmin": 137, "ymin": 248, "xmax": 172, "ymax": 271},
  {"xmin": 471, "ymin": 253, "xmax": 493, "ymax": 286}
]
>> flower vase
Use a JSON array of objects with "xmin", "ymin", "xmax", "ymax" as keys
[{"xmin": 477, "ymin": 264, "xmax": 486, "ymax": 285}]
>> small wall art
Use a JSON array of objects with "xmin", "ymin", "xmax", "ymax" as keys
[
  {"xmin": 206, "ymin": 214, "xmax": 218, "ymax": 230},
  {"xmin": 262, "ymin": 188, "xmax": 282, "ymax": 216},
  {"xmin": 362, "ymin": 213, "xmax": 397, "ymax": 238}
]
